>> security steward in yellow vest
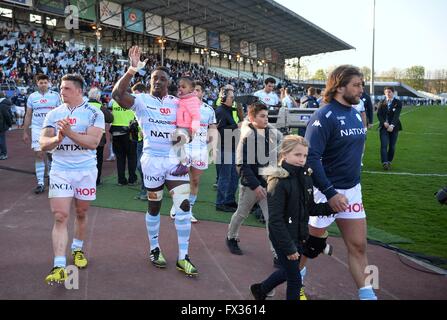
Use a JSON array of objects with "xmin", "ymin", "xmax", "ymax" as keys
[{"xmin": 109, "ymin": 99, "xmax": 138, "ymax": 186}]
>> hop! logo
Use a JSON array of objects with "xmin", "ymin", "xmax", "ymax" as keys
[{"xmin": 193, "ymin": 160, "xmax": 206, "ymax": 167}]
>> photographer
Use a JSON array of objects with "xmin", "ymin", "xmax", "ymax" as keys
[{"xmin": 109, "ymin": 98, "xmax": 138, "ymax": 186}]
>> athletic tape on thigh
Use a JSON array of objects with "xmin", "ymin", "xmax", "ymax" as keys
[{"xmin": 147, "ymin": 189, "xmax": 163, "ymax": 201}]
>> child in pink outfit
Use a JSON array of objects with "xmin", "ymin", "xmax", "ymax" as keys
[
  {"xmin": 171, "ymin": 77, "xmax": 202, "ymax": 176},
  {"xmin": 177, "ymin": 77, "xmax": 201, "ymax": 137}
]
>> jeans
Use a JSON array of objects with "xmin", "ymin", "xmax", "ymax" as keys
[
  {"xmin": 380, "ymin": 128, "xmax": 399, "ymax": 164},
  {"xmin": 216, "ymin": 151, "xmax": 238, "ymax": 206},
  {"xmin": 261, "ymin": 250, "xmax": 302, "ymax": 300},
  {"xmin": 0, "ymin": 131, "xmax": 6, "ymax": 156},
  {"xmin": 227, "ymin": 185, "xmax": 276, "ymax": 257}
]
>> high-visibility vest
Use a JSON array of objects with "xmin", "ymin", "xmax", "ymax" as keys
[
  {"xmin": 89, "ymin": 100, "xmax": 105, "ymax": 133},
  {"xmin": 215, "ymin": 98, "xmax": 240, "ymax": 123},
  {"xmin": 111, "ymin": 100, "xmax": 135, "ymax": 127}
]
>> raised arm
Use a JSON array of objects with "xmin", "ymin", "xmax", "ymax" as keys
[{"xmin": 112, "ymin": 46, "xmax": 147, "ymax": 109}]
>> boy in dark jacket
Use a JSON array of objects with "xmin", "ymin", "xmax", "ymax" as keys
[
  {"xmin": 226, "ymin": 102, "xmax": 282, "ymax": 258},
  {"xmin": 250, "ymin": 135, "xmax": 334, "ymax": 300}
]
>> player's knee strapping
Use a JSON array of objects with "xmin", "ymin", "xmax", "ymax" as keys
[
  {"xmin": 303, "ymin": 231, "xmax": 332, "ymax": 259},
  {"xmin": 171, "ymin": 184, "xmax": 191, "ymax": 220},
  {"xmin": 147, "ymin": 190, "xmax": 163, "ymax": 216}
]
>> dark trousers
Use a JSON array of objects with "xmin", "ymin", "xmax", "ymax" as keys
[
  {"xmin": 260, "ymin": 250, "xmax": 302, "ymax": 300},
  {"xmin": 380, "ymin": 128, "xmax": 399, "ymax": 164},
  {"xmin": 96, "ymin": 145, "xmax": 104, "ymax": 184},
  {"xmin": 0, "ymin": 131, "xmax": 6, "ymax": 156},
  {"xmin": 112, "ymin": 134, "xmax": 137, "ymax": 185},
  {"xmin": 136, "ymin": 140, "xmax": 145, "ymax": 191},
  {"xmin": 215, "ymin": 163, "xmax": 221, "ymax": 184},
  {"xmin": 216, "ymin": 151, "xmax": 238, "ymax": 206}
]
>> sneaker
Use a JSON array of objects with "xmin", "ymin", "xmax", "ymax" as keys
[
  {"xmin": 45, "ymin": 266, "xmax": 67, "ymax": 285},
  {"xmin": 300, "ymin": 286, "xmax": 308, "ymax": 300},
  {"xmin": 213, "ymin": 183, "xmax": 218, "ymax": 190},
  {"xmin": 150, "ymin": 247, "xmax": 167, "ymax": 268},
  {"xmin": 170, "ymin": 205, "xmax": 176, "ymax": 220},
  {"xmin": 190, "ymin": 215, "xmax": 198, "ymax": 223},
  {"xmin": 216, "ymin": 205, "xmax": 236, "ymax": 213},
  {"xmin": 134, "ymin": 191, "xmax": 147, "ymax": 201},
  {"xmin": 34, "ymin": 184, "xmax": 45, "ymax": 194},
  {"xmin": 382, "ymin": 162, "xmax": 389, "ymax": 171},
  {"xmin": 72, "ymin": 249, "xmax": 88, "ymax": 268},
  {"xmin": 250, "ymin": 283, "xmax": 267, "ymax": 300},
  {"xmin": 226, "ymin": 237, "xmax": 243, "ymax": 255},
  {"xmin": 0, "ymin": 155, "xmax": 7, "ymax": 160},
  {"xmin": 176, "ymin": 254, "xmax": 198, "ymax": 276},
  {"xmin": 227, "ymin": 202, "xmax": 238, "ymax": 209},
  {"xmin": 323, "ymin": 243, "xmax": 333, "ymax": 256},
  {"xmin": 139, "ymin": 193, "xmax": 147, "ymax": 201},
  {"xmin": 266, "ymin": 289, "xmax": 276, "ymax": 297}
]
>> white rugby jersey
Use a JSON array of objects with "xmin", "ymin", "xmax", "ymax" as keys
[
  {"xmin": 43, "ymin": 100, "xmax": 105, "ymax": 170},
  {"xmin": 27, "ymin": 90, "xmax": 61, "ymax": 130},
  {"xmin": 353, "ymin": 99, "xmax": 365, "ymax": 113},
  {"xmin": 253, "ymin": 90, "xmax": 279, "ymax": 109},
  {"xmin": 189, "ymin": 103, "xmax": 216, "ymax": 148},
  {"xmin": 131, "ymin": 93, "xmax": 179, "ymax": 157}
]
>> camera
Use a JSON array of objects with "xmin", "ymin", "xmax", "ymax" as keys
[
  {"xmin": 129, "ymin": 119, "xmax": 139, "ymax": 142},
  {"xmin": 435, "ymin": 187, "xmax": 447, "ymax": 205}
]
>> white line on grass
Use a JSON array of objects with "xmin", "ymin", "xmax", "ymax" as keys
[
  {"xmin": 363, "ymin": 171, "xmax": 447, "ymax": 177},
  {"xmin": 372, "ymin": 107, "xmax": 423, "ymax": 127},
  {"xmin": 400, "ymin": 131, "xmax": 444, "ymax": 135}
]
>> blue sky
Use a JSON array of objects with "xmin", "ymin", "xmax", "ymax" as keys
[{"xmin": 276, "ymin": 0, "xmax": 447, "ymax": 74}]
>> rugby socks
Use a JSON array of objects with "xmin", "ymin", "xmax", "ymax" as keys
[
  {"xmin": 71, "ymin": 238, "xmax": 84, "ymax": 252},
  {"xmin": 54, "ymin": 256, "xmax": 67, "ymax": 268},
  {"xmin": 189, "ymin": 194, "xmax": 197, "ymax": 211},
  {"xmin": 35, "ymin": 160, "xmax": 45, "ymax": 186},
  {"xmin": 358, "ymin": 285, "xmax": 378, "ymax": 300},
  {"xmin": 174, "ymin": 209, "xmax": 191, "ymax": 260},
  {"xmin": 145, "ymin": 212, "xmax": 160, "ymax": 251}
]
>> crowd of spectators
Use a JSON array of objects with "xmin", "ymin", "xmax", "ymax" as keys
[{"xmin": 1, "ymin": 26, "xmax": 300, "ymax": 105}]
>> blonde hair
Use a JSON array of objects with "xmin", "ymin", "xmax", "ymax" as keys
[{"xmin": 279, "ymin": 135, "xmax": 308, "ymax": 164}]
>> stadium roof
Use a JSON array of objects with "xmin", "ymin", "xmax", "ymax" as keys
[{"xmin": 116, "ymin": 0, "xmax": 354, "ymax": 59}]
